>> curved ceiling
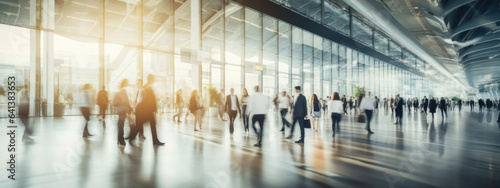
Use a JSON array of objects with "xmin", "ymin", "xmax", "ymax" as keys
[{"xmin": 374, "ymin": 0, "xmax": 500, "ymax": 88}]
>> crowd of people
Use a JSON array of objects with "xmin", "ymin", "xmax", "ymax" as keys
[{"xmin": 15, "ymin": 76, "xmax": 500, "ymax": 147}]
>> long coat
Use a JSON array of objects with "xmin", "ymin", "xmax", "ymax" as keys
[{"xmin": 429, "ymin": 99, "xmax": 437, "ymax": 113}]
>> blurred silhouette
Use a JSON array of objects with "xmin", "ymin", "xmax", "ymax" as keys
[
  {"xmin": 132, "ymin": 79, "xmax": 146, "ymax": 139},
  {"xmin": 217, "ymin": 89, "xmax": 226, "ymax": 121},
  {"xmin": 310, "ymin": 94, "xmax": 321, "ymax": 132},
  {"xmin": 240, "ymin": 88, "xmax": 250, "ymax": 132},
  {"xmin": 394, "ymin": 94, "xmax": 403, "ymax": 124},
  {"xmin": 423, "ymin": 96, "xmax": 429, "ymax": 115},
  {"xmin": 173, "ymin": 89, "xmax": 184, "ymax": 123},
  {"xmin": 18, "ymin": 84, "xmax": 33, "ymax": 142},
  {"xmin": 439, "ymin": 97, "xmax": 448, "ymax": 118},
  {"xmin": 360, "ymin": 92, "xmax": 374, "ymax": 134},
  {"xmin": 429, "ymin": 97, "xmax": 438, "ymax": 119},
  {"xmin": 78, "ymin": 84, "xmax": 94, "ymax": 138},
  {"xmin": 128, "ymin": 75, "xmax": 164, "ymax": 146},
  {"xmin": 189, "ymin": 90, "xmax": 204, "ymax": 131},
  {"xmin": 97, "ymin": 85, "xmax": 109, "ymax": 127},
  {"xmin": 113, "ymin": 79, "xmax": 132, "ymax": 146},
  {"xmin": 328, "ymin": 92, "xmax": 343, "ymax": 137},
  {"xmin": 286, "ymin": 86, "xmax": 308, "ymax": 144},
  {"xmin": 277, "ymin": 91, "xmax": 291, "ymax": 132},
  {"xmin": 246, "ymin": 86, "xmax": 270, "ymax": 147},
  {"xmin": 225, "ymin": 88, "xmax": 241, "ymax": 134}
]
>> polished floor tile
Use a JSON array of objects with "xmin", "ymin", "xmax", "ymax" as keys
[{"xmin": 1, "ymin": 108, "xmax": 499, "ymax": 188}]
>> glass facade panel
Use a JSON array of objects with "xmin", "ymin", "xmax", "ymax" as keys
[
  {"xmin": 323, "ymin": 0, "xmax": 350, "ymax": 35},
  {"xmin": 352, "ymin": 18, "xmax": 373, "ymax": 47}
]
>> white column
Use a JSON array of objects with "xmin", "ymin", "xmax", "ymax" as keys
[{"xmin": 191, "ymin": 0, "xmax": 202, "ymax": 91}]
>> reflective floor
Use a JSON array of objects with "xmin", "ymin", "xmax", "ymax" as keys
[{"xmin": 1, "ymin": 108, "xmax": 500, "ymax": 188}]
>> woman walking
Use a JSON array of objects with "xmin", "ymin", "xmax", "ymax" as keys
[
  {"xmin": 310, "ymin": 94, "xmax": 321, "ymax": 132},
  {"xmin": 189, "ymin": 90, "xmax": 204, "ymax": 131},
  {"xmin": 328, "ymin": 92, "xmax": 343, "ymax": 137},
  {"xmin": 78, "ymin": 84, "xmax": 94, "ymax": 138},
  {"xmin": 241, "ymin": 88, "xmax": 250, "ymax": 132}
]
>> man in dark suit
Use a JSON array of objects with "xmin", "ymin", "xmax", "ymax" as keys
[
  {"xmin": 470, "ymin": 100, "xmax": 475, "ymax": 111},
  {"xmin": 286, "ymin": 86, "xmax": 308, "ymax": 144},
  {"xmin": 478, "ymin": 99, "xmax": 485, "ymax": 111},
  {"xmin": 129, "ymin": 75, "xmax": 164, "ymax": 146},
  {"xmin": 394, "ymin": 94, "xmax": 404, "ymax": 124},
  {"xmin": 225, "ymin": 88, "xmax": 241, "ymax": 134},
  {"xmin": 97, "ymin": 85, "xmax": 109, "ymax": 127},
  {"xmin": 457, "ymin": 99, "xmax": 462, "ymax": 112},
  {"xmin": 341, "ymin": 95, "xmax": 347, "ymax": 114},
  {"xmin": 423, "ymin": 96, "xmax": 429, "ymax": 115}
]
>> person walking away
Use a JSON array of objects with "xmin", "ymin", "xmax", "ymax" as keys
[
  {"xmin": 278, "ymin": 91, "xmax": 291, "ymax": 132},
  {"xmin": 173, "ymin": 89, "xmax": 184, "ymax": 122},
  {"xmin": 383, "ymin": 98, "xmax": 388, "ymax": 111},
  {"xmin": 18, "ymin": 84, "xmax": 34, "ymax": 142},
  {"xmin": 341, "ymin": 95, "xmax": 347, "ymax": 114},
  {"xmin": 328, "ymin": 92, "xmax": 343, "ymax": 137},
  {"xmin": 423, "ymin": 96, "xmax": 429, "ymax": 115},
  {"xmin": 225, "ymin": 88, "xmax": 241, "ymax": 134},
  {"xmin": 78, "ymin": 84, "xmax": 94, "ymax": 138},
  {"xmin": 189, "ymin": 90, "xmax": 204, "ymax": 131},
  {"xmin": 360, "ymin": 92, "xmax": 375, "ymax": 134},
  {"xmin": 286, "ymin": 86, "xmax": 308, "ymax": 144},
  {"xmin": 246, "ymin": 86, "xmax": 270, "ymax": 147},
  {"xmin": 128, "ymin": 75, "xmax": 164, "ymax": 146},
  {"xmin": 429, "ymin": 97, "xmax": 438, "ymax": 119},
  {"xmin": 373, "ymin": 96, "xmax": 379, "ymax": 113},
  {"xmin": 310, "ymin": 94, "xmax": 321, "ymax": 132},
  {"xmin": 413, "ymin": 98, "xmax": 419, "ymax": 113},
  {"xmin": 241, "ymin": 88, "xmax": 250, "ymax": 132},
  {"xmin": 394, "ymin": 94, "xmax": 404, "ymax": 124},
  {"xmin": 97, "ymin": 86, "xmax": 109, "ymax": 127},
  {"xmin": 113, "ymin": 80, "xmax": 132, "ymax": 146},
  {"xmin": 406, "ymin": 98, "xmax": 412, "ymax": 112},
  {"xmin": 439, "ymin": 97, "xmax": 447, "ymax": 118}
]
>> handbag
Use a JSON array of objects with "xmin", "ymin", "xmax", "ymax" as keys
[
  {"xmin": 357, "ymin": 113, "xmax": 366, "ymax": 123},
  {"xmin": 303, "ymin": 118, "xmax": 311, "ymax": 129}
]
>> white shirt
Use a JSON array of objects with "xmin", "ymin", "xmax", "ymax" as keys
[
  {"xmin": 360, "ymin": 96, "xmax": 375, "ymax": 110},
  {"xmin": 294, "ymin": 93, "xmax": 301, "ymax": 105},
  {"xmin": 328, "ymin": 100, "xmax": 344, "ymax": 114},
  {"xmin": 230, "ymin": 95, "xmax": 237, "ymax": 111},
  {"xmin": 278, "ymin": 96, "xmax": 290, "ymax": 109},
  {"xmin": 78, "ymin": 90, "xmax": 92, "ymax": 107},
  {"xmin": 246, "ymin": 92, "xmax": 270, "ymax": 115}
]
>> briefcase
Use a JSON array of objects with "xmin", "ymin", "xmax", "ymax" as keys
[
  {"xmin": 304, "ymin": 118, "xmax": 311, "ymax": 129},
  {"xmin": 357, "ymin": 114, "xmax": 365, "ymax": 123}
]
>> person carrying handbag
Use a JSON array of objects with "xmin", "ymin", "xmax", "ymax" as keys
[{"xmin": 359, "ymin": 92, "xmax": 375, "ymax": 134}]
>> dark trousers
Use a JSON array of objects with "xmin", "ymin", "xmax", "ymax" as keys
[
  {"xmin": 228, "ymin": 110, "xmax": 237, "ymax": 134},
  {"xmin": 458, "ymin": 105, "xmax": 462, "ymax": 112},
  {"xmin": 117, "ymin": 113, "xmax": 126, "ymax": 143},
  {"xmin": 99, "ymin": 105, "xmax": 107, "ymax": 119},
  {"xmin": 19, "ymin": 104, "xmax": 32, "ymax": 138},
  {"xmin": 331, "ymin": 113, "xmax": 341, "ymax": 134},
  {"xmin": 251, "ymin": 114, "xmax": 266, "ymax": 144},
  {"xmin": 423, "ymin": 105, "xmax": 428, "ymax": 114},
  {"xmin": 343, "ymin": 104, "xmax": 347, "ymax": 113},
  {"xmin": 242, "ymin": 105, "xmax": 249, "ymax": 131},
  {"xmin": 497, "ymin": 112, "xmax": 500, "ymax": 122},
  {"xmin": 280, "ymin": 109, "xmax": 291, "ymax": 129},
  {"xmin": 470, "ymin": 105, "xmax": 474, "ymax": 111},
  {"xmin": 364, "ymin": 110, "xmax": 373, "ymax": 131},
  {"xmin": 440, "ymin": 108, "xmax": 447, "ymax": 117},
  {"xmin": 80, "ymin": 107, "xmax": 91, "ymax": 136},
  {"xmin": 130, "ymin": 113, "xmax": 160, "ymax": 143},
  {"xmin": 290, "ymin": 116, "xmax": 305, "ymax": 141}
]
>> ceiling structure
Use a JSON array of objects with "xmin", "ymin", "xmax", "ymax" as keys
[{"xmin": 374, "ymin": 0, "xmax": 500, "ymax": 88}]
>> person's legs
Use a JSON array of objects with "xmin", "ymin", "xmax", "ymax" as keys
[
  {"xmin": 289, "ymin": 117, "xmax": 298, "ymax": 137},
  {"xmin": 251, "ymin": 115, "xmax": 258, "ymax": 136},
  {"xmin": 256, "ymin": 115, "xmax": 265, "ymax": 145},
  {"xmin": 173, "ymin": 105, "xmax": 182, "ymax": 122},
  {"xmin": 444, "ymin": 108, "xmax": 448, "ymax": 117},
  {"xmin": 298, "ymin": 118, "xmax": 305, "ymax": 142},
  {"xmin": 497, "ymin": 112, "xmax": 500, "ymax": 122},
  {"xmin": 149, "ymin": 116, "xmax": 162, "ymax": 144},
  {"xmin": 81, "ymin": 107, "xmax": 91, "ymax": 137},
  {"xmin": 117, "ymin": 113, "xmax": 125, "ymax": 145},
  {"xmin": 229, "ymin": 110, "xmax": 236, "ymax": 134},
  {"xmin": 365, "ymin": 110, "xmax": 373, "ymax": 133}
]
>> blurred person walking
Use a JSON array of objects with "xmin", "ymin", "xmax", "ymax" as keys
[
  {"xmin": 113, "ymin": 80, "xmax": 132, "ymax": 146},
  {"xmin": 439, "ymin": 97, "xmax": 448, "ymax": 118},
  {"xmin": 286, "ymin": 86, "xmax": 308, "ymax": 144},
  {"xmin": 360, "ymin": 92, "xmax": 375, "ymax": 134},
  {"xmin": 328, "ymin": 92, "xmax": 343, "ymax": 137},
  {"xmin": 246, "ymin": 86, "xmax": 270, "ymax": 147},
  {"xmin": 310, "ymin": 94, "xmax": 321, "ymax": 132},
  {"xmin": 241, "ymin": 88, "xmax": 250, "ymax": 132},
  {"xmin": 189, "ymin": 90, "xmax": 205, "ymax": 131},
  {"xmin": 173, "ymin": 89, "xmax": 184, "ymax": 122},
  {"xmin": 429, "ymin": 97, "xmax": 438, "ymax": 119},
  {"xmin": 225, "ymin": 88, "xmax": 241, "ymax": 134},
  {"xmin": 394, "ymin": 94, "xmax": 404, "ymax": 124},
  {"xmin": 128, "ymin": 75, "xmax": 164, "ymax": 146},
  {"xmin": 97, "ymin": 85, "xmax": 109, "ymax": 127},
  {"xmin": 78, "ymin": 84, "xmax": 94, "ymax": 138},
  {"xmin": 18, "ymin": 84, "xmax": 34, "ymax": 142},
  {"xmin": 278, "ymin": 91, "xmax": 291, "ymax": 132}
]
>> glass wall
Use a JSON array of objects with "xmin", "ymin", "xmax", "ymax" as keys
[{"xmin": 0, "ymin": 0, "xmax": 458, "ymax": 117}]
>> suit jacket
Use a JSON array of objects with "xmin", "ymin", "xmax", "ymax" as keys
[
  {"xmin": 395, "ymin": 98, "xmax": 404, "ymax": 115},
  {"xmin": 429, "ymin": 99, "xmax": 437, "ymax": 113},
  {"xmin": 97, "ymin": 90, "xmax": 109, "ymax": 106},
  {"xmin": 424, "ymin": 98, "xmax": 429, "ymax": 106},
  {"xmin": 293, "ymin": 94, "xmax": 308, "ymax": 118},
  {"xmin": 439, "ymin": 99, "xmax": 447, "ymax": 109},
  {"xmin": 225, "ymin": 94, "xmax": 241, "ymax": 114},
  {"xmin": 136, "ymin": 86, "xmax": 157, "ymax": 117}
]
